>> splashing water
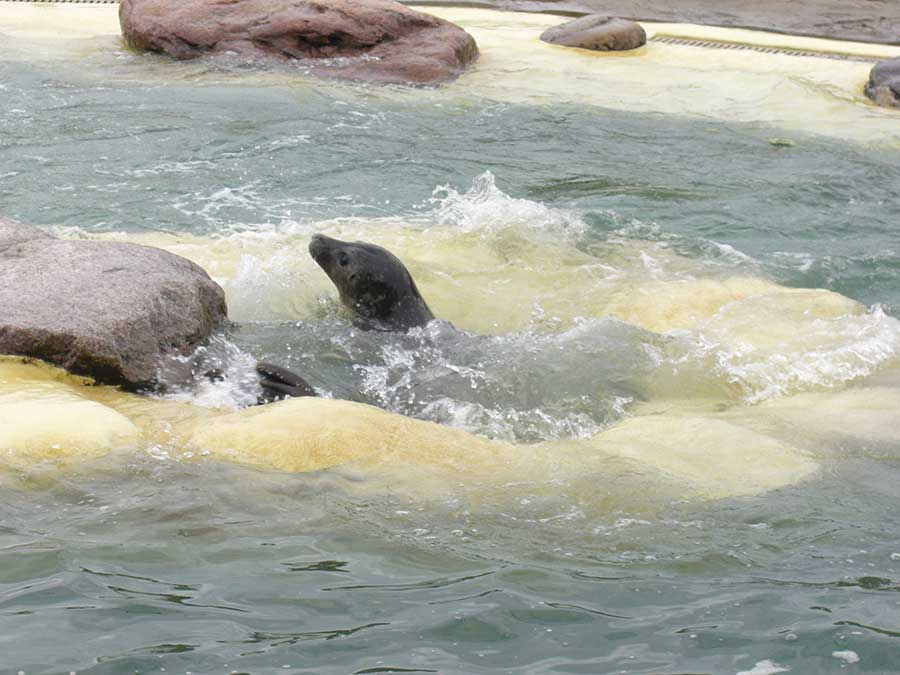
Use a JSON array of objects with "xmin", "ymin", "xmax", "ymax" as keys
[
  {"xmin": 430, "ymin": 170, "xmax": 586, "ymax": 235},
  {"xmin": 155, "ymin": 334, "xmax": 263, "ymax": 409}
]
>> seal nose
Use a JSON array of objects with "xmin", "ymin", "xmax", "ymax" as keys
[{"xmin": 309, "ymin": 233, "xmax": 335, "ymax": 265}]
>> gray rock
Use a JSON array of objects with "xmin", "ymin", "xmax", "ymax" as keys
[
  {"xmin": 0, "ymin": 218, "xmax": 52, "ymax": 251},
  {"xmin": 0, "ymin": 222, "xmax": 227, "ymax": 388},
  {"xmin": 540, "ymin": 15, "xmax": 646, "ymax": 51},
  {"xmin": 865, "ymin": 57, "xmax": 900, "ymax": 109}
]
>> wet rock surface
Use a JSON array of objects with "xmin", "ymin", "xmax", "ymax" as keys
[
  {"xmin": 541, "ymin": 15, "xmax": 645, "ymax": 51},
  {"xmin": 119, "ymin": 0, "xmax": 478, "ymax": 85},
  {"xmin": 0, "ymin": 218, "xmax": 52, "ymax": 250},
  {"xmin": 866, "ymin": 57, "xmax": 900, "ymax": 109},
  {"xmin": 0, "ymin": 222, "xmax": 227, "ymax": 388}
]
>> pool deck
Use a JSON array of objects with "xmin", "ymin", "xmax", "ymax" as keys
[{"xmin": 411, "ymin": 0, "xmax": 900, "ymax": 46}]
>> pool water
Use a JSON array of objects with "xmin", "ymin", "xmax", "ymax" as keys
[{"xmin": 2, "ymin": 6, "xmax": 900, "ymax": 674}]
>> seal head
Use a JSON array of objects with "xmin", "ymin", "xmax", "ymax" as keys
[{"xmin": 309, "ymin": 234, "xmax": 434, "ymax": 331}]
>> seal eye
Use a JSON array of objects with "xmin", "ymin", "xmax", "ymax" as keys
[{"xmin": 338, "ymin": 252, "xmax": 350, "ymax": 267}]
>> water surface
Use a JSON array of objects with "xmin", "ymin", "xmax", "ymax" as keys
[{"xmin": 2, "ymin": 7, "xmax": 900, "ymax": 674}]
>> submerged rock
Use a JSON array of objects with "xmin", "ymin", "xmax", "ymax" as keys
[
  {"xmin": 865, "ymin": 57, "xmax": 900, "ymax": 109},
  {"xmin": 0, "ymin": 221, "xmax": 227, "ymax": 388},
  {"xmin": 540, "ymin": 15, "xmax": 646, "ymax": 52},
  {"xmin": 119, "ymin": 0, "xmax": 478, "ymax": 85}
]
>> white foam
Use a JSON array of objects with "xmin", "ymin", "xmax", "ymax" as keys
[
  {"xmin": 692, "ymin": 303, "xmax": 900, "ymax": 404},
  {"xmin": 417, "ymin": 397, "xmax": 601, "ymax": 443},
  {"xmin": 737, "ymin": 660, "xmax": 790, "ymax": 675},
  {"xmin": 431, "ymin": 171, "xmax": 585, "ymax": 235},
  {"xmin": 832, "ymin": 650, "xmax": 860, "ymax": 664},
  {"xmin": 155, "ymin": 335, "xmax": 263, "ymax": 410}
]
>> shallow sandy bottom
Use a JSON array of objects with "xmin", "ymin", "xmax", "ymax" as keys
[{"xmin": 0, "ymin": 355, "xmax": 823, "ymax": 501}]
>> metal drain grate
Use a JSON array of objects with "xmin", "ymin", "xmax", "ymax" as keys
[{"xmin": 650, "ymin": 35, "xmax": 876, "ymax": 63}]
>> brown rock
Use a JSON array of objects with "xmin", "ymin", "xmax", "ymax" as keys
[
  {"xmin": 119, "ymin": 0, "xmax": 478, "ymax": 85},
  {"xmin": 540, "ymin": 15, "xmax": 646, "ymax": 51},
  {"xmin": 0, "ymin": 221, "xmax": 227, "ymax": 388},
  {"xmin": 865, "ymin": 57, "xmax": 900, "ymax": 109}
]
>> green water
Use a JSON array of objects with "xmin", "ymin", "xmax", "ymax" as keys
[
  {"xmin": 4, "ymin": 456, "xmax": 900, "ymax": 675},
  {"xmin": 3, "ymin": 33, "xmax": 900, "ymax": 675}
]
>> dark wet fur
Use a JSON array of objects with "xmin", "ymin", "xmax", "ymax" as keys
[
  {"xmin": 256, "ymin": 361, "xmax": 317, "ymax": 403},
  {"xmin": 248, "ymin": 235, "xmax": 433, "ymax": 406},
  {"xmin": 309, "ymin": 233, "xmax": 434, "ymax": 332}
]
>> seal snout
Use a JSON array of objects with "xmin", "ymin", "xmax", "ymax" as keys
[{"xmin": 309, "ymin": 233, "xmax": 338, "ymax": 268}]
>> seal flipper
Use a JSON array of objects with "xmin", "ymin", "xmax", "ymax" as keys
[{"xmin": 256, "ymin": 362, "xmax": 317, "ymax": 404}]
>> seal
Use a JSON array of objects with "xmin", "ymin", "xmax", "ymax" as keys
[
  {"xmin": 309, "ymin": 233, "xmax": 435, "ymax": 332},
  {"xmin": 203, "ymin": 362, "xmax": 316, "ymax": 403},
  {"xmin": 256, "ymin": 362, "xmax": 317, "ymax": 403}
]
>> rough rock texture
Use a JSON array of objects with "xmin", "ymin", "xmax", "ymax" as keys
[
  {"xmin": 866, "ymin": 58, "xmax": 900, "ymax": 109},
  {"xmin": 119, "ymin": 0, "xmax": 478, "ymax": 85},
  {"xmin": 0, "ymin": 218, "xmax": 51, "ymax": 250},
  {"xmin": 541, "ymin": 15, "xmax": 645, "ymax": 51},
  {"xmin": 0, "ymin": 222, "xmax": 227, "ymax": 388},
  {"xmin": 412, "ymin": 0, "xmax": 900, "ymax": 46}
]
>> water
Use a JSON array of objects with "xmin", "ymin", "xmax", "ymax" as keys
[{"xmin": 2, "ymin": 6, "xmax": 900, "ymax": 674}]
